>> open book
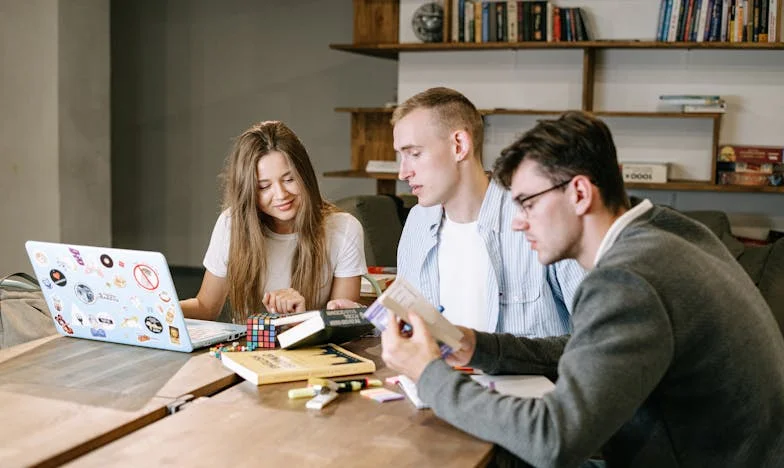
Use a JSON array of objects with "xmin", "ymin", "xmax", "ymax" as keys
[{"xmin": 363, "ymin": 277, "xmax": 464, "ymax": 355}]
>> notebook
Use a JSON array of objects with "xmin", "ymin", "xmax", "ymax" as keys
[{"xmin": 24, "ymin": 240, "xmax": 245, "ymax": 353}]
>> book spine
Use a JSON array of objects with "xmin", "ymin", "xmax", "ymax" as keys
[
  {"xmin": 657, "ymin": 0, "xmax": 669, "ymax": 41},
  {"xmin": 753, "ymin": 0, "xmax": 761, "ymax": 41},
  {"xmin": 759, "ymin": 0, "xmax": 769, "ymax": 40},
  {"xmin": 475, "ymin": 1, "xmax": 483, "ymax": 42},
  {"xmin": 721, "ymin": 0, "xmax": 730, "ymax": 41},
  {"xmin": 553, "ymin": 6, "xmax": 561, "ymax": 41},
  {"xmin": 546, "ymin": 2, "xmax": 553, "ymax": 42},
  {"xmin": 668, "ymin": 0, "xmax": 683, "ymax": 41},
  {"xmin": 507, "ymin": 1, "xmax": 518, "ymax": 42}
]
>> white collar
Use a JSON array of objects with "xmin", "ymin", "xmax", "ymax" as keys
[{"xmin": 593, "ymin": 199, "xmax": 654, "ymax": 266}]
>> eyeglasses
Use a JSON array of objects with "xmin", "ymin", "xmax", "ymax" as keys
[{"xmin": 513, "ymin": 179, "xmax": 571, "ymax": 219}]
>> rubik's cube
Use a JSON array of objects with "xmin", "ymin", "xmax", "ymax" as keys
[{"xmin": 246, "ymin": 313, "xmax": 279, "ymax": 349}]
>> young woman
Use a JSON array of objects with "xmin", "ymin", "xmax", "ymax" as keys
[{"xmin": 181, "ymin": 121, "xmax": 366, "ymax": 323}]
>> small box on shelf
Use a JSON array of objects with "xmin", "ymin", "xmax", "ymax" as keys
[{"xmin": 621, "ymin": 162, "xmax": 669, "ymax": 184}]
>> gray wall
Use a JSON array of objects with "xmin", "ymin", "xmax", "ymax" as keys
[
  {"xmin": 111, "ymin": 0, "xmax": 397, "ymax": 266},
  {"xmin": 0, "ymin": 0, "xmax": 110, "ymax": 275}
]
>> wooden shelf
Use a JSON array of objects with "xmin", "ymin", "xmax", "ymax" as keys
[
  {"xmin": 322, "ymin": 172, "xmax": 784, "ymax": 194},
  {"xmin": 336, "ymin": 107, "xmax": 723, "ymax": 119},
  {"xmin": 626, "ymin": 181, "xmax": 784, "ymax": 193},
  {"xmin": 330, "ymin": 41, "xmax": 784, "ymax": 60}
]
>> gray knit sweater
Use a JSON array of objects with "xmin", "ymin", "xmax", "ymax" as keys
[{"xmin": 418, "ymin": 205, "xmax": 784, "ymax": 467}]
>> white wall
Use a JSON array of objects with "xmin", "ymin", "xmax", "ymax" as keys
[
  {"xmin": 397, "ymin": 0, "xmax": 784, "ymax": 234},
  {"xmin": 111, "ymin": 0, "xmax": 398, "ymax": 266},
  {"xmin": 0, "ymin": 0, "xmax": 110, "ymax": 275}
]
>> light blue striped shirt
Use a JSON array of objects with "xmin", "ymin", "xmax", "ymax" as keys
[{"xmin": 396, "ymin": 179, "xmax": 585, "ymax": 337}]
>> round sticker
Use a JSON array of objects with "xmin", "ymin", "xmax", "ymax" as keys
[
  {"xmin": 165, "ymin": 308, "xmax": 175, "ymax": 324},
  {"xmin": 133, "ymin": 264, "xmax": 159, "ymax": 291},
  {"xmin": 144, "ymin": 316, "xmax": 163, "ymax": 334},
  {"xmin": 74, "ymin": 283, "xmax": 96, "ymax": 304},
  {"xmin": 100, "ymin": 254, "xmax": 114, "ymax": 268},
  {"xmin": 49, "ymin": 269, "xmax": 67, "ymax": 287}
]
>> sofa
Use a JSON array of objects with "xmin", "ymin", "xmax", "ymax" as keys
[{"xmin": 335, "ymin": 195, "xmax": 784, "ymax": 337}]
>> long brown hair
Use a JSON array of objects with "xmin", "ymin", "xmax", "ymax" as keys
[{"xmin": 221, "ymin": 121, "xmax": 336, "ymax": 323}]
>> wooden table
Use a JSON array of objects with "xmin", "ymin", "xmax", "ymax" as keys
[
  {"xmin": 0, "ymin": 335, "xmax": 239, "ymax": 467},
  {"xmin": 68, "ymin": 339, "xmax": 495, "ymax": 467}
]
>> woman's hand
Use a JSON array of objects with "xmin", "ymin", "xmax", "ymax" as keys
[
  {"xmin": 262, "ymin": 288, "xmax": 306, "ymax": 314},
  {"xmin": 326, "ymin": 298, "xmax": 363, "ymax": 310}
]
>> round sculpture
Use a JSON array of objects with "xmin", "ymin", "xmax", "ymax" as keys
[{"xmin": 412, "ymin": 2, "xmax": 443, "ymax": 43}]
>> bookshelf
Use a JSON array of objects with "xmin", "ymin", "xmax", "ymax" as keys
[{"xmin": 326, "ymin": 0, "xmax": 784, "ymax": 195}]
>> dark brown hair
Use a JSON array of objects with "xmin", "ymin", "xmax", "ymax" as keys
[{"xmin": 493, "ymin": 111, "xmax": 630, "ymax": 214}]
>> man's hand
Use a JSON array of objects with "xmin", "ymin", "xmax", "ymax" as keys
[
  {"xmin": 381, "ymin": 310, "xmax": 441, "ymax": 382},
  {"xmin": 326, "ymin": 298, "xmax": 362, "ymax": 310},
  {"xmin": 444, "ymin": 326, "xmax": 477, "ymax": 367},
  {"xmin": 262, "ymin": 288, "xmax": 306, "ymax": 314}
]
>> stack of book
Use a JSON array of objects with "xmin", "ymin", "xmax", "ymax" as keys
[
  {"xmin": 658, "ymin": 94, "xmax": 726, "ymax": 113},
  {"xmin": 444, "ymin": 1, "xmax": 591, "ymax": 44},
  {"xmin": 655, "ymin": 0, "xmax": 782, "ymax": 43},
  {"xmin": 716, "ymin": 144, "xmax": 784, "ymax": 186}
]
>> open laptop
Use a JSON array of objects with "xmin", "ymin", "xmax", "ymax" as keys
[{"xmin": 25, "ymin": 241, "xmax": 245, "ymax": 353}]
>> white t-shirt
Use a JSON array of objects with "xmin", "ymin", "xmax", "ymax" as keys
[
  {"xmin": 437, "ymin": 216, "xmax": 489, "ymax": 331},
  {"xmin": 203, "ymin": 210, "xmax": 367, "ymax": 308}
]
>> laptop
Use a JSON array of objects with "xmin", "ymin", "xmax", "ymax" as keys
[{"xmin": 25, "ymin": 241, "xmax": 245, "ymax": 353}]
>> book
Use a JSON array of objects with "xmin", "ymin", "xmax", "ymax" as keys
[
  {"xmin": 363, "ymin": 277, "xmax": 464, "ymax": 355},
  {"xmin": 220, "ymin": 343, "xmax": 376, "ymax": 385},
  {"xmin": 276, "ymin": 307, "xmax": 374, "ymax": 349}
]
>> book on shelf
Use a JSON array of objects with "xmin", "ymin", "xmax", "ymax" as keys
[
  {"xmin": 276, "ymin": 307, "xmax": 374, "ymax": 349},
  {"xmin": 718, "ymin": 144, "xmax": 784, "ymax": 164},
  {"xmin": 220, "ymin": 343, "xmax": 376, "ymax": 385},
  {"xmin": 363, "ymin": 277, "xmax": 464, "ymax": 355},
  {"xmin": 658, "ymin": 95, "xmax": 724, "ymax": 106},
  {"xmin": 683, "ymin": 102, "xmax": 727, "ymax": 113}
]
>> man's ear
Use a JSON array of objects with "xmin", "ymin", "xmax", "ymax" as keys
[
  {"xmin": 571, "ymin": 175, "xmax": 593, "ymax": 216},
  {"xmin": 453, "ymin": 130, "xmax": 472, "ymax": 162}
]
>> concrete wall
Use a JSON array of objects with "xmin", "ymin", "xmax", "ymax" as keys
[
  {"xmin": 0, "ymin": 0, "xmax": 110, "ymax": 274},
  {"xmin": 111, "ymin": 0, "xmax": 397, "ymax": 266}
]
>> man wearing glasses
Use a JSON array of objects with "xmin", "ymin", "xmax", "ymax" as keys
[
  {"xmin": 381, "ymin": 111, "xmax": 784, "ymax": 467},
  {"xmin": 391, "ymin": 87, "xmax": 584, "ymax": 337}
]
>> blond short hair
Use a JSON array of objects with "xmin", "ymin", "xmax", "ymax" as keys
[{"xmin": 392, "ymin": 87, "xmax": 484, "ymax": 161}]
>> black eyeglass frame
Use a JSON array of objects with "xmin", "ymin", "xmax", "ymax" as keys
[{"xmin": 512, "ymin": 179, "xmax": 572, "ymax": 214}]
